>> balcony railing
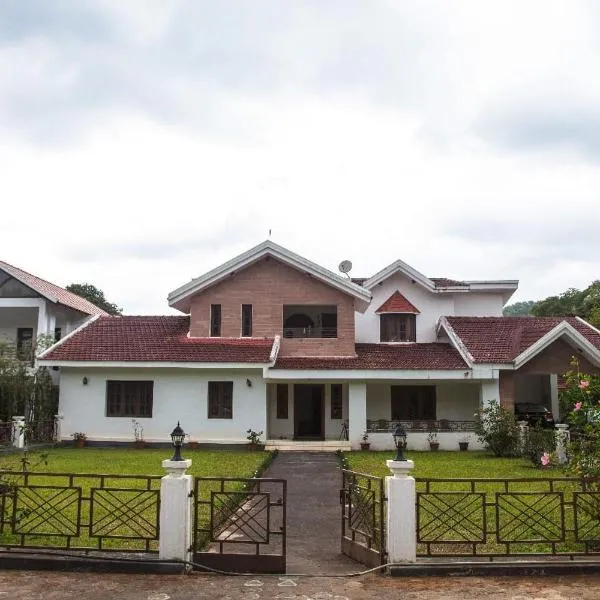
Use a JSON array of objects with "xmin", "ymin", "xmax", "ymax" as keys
[
  {"xmin": 283, "ymin": 327, "xmax": 337, "ymax": 339},
  {"xmin": 366, "ymin": 419, "xmax": 476, "ymax": 433}
]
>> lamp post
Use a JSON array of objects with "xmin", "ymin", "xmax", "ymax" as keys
[
  {"xmin": 170, "ymin": 422, "xmax": 186, "ymax": 461},
  {"xmin": 392, "ymin": 424, "xmax": 407, "ymax": 462}
]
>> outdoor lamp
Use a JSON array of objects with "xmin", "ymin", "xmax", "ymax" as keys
[
  {"xmin": 170, "ymin": 421, "xmax": 186, "ymax": 461},
  {"xmin": 392, "ymin": 424, "xmax": 407, "ymax": 462}
]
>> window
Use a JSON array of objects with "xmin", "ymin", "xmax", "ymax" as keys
[
  {"xmin": 208, "ymin": 381, "xmax": 233, "ymax": 419},
  {"xmin": 106, "ymin": 381, "xmax": 153, "ymax": 417},
  {"xmin": 380, "ymin": 314, "xmax": 416, "ymax": 342},
  {"xmin": 331, "ymin": 384, "xmax": 343, "ymax": 420},
  {"xmin": 242, "ymin": 304, "xmax": 253, "ymax": 337},
  {"xmin": 276, "ymin": 384, "xmax": 288, "ymax": 419},
  {"xmin": 16, "ymin": 328, "xmax": 33, "ymax": 360},
  {"xmin": 210, "ymin": 304, "xmax": 221, "ymax": 337},
  {"xmin": 54, "ymin": 327, "xmax": 62, "ymax": 343},
  {"xmin": 391, "ymin": 386, "xmax": 436, "ymax": 421},
  {"xmin": 282, "ymin": 305, "xmax": 337, "ymax": 338}
]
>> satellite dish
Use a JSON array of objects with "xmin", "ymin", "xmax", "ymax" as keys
[{"xmin": 338, "ymin": 260, "xmax": 353, "ymax": 277}]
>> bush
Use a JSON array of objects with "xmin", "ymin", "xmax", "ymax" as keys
[
  {"xmin": 474, "ymin": 399, "xmax": 520, "ymax": 457},
  {"xmin": 523, "ymin": 425, "xmax": 556, "ymax": 467}
]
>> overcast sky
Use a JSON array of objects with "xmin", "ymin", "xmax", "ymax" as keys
[{"xmin": 1, "ymin": 0, "xmax": 599, "ymax": 314}]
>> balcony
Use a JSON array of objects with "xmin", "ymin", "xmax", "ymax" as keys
[
  {"xmin": 283, "ymin": 326, "xmax": 337, "ymax": 339},
  {"xmin": 282, "ymin": 304, "xmax": 337, "ymax": 339}
]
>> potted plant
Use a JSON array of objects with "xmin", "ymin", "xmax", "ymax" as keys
[
  {"xmin": 360, "ymin": 431, "xmax": 371, "ymax": 451},
  {"xmin": 72, "ymin": 432, "xmax": 87, "ymax": 448},
  {"xmin": 427, "ymin": 431, "xmax": 440, "ymax": 451},
  {"xmin": 246, "ymin": 429, "xmax": 264, "ymax": 450},
  {"xmin": 132, "ymin": 419, "xmax": 146, "ymax": 448},
  {"xmin": 459, "ymin": 435, "xmax": 470, "ymax": 451}
]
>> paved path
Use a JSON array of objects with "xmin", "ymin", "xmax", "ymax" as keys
[{"xmin": 262, "ymin": 452, "xmax": 360, "ymax": 575}]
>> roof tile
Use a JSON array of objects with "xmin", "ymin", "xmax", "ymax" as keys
[{"xmin": 375, "ymin": 291, "xmax": 420, "ymax": 314}]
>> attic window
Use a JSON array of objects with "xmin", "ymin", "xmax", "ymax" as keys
[{"xmin": 380, "ymin": 314, "xmax": 416, "ymax": 343}]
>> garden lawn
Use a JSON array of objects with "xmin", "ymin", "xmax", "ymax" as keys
[
  {"xmin": 1, "ymin": 446, "xmax": 272, "ymax": 478},
  {"xmin": 345, "ymin": 450, "xmax": 569, "ymax": 479}
]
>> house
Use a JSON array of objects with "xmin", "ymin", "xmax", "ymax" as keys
[
  {"xmin": 0, "ymin": 260, "xmax": 107, "ymax": 361},
  {"xmin": 37, "ymin": 241, "xmax": 600, "ymax": 450}
]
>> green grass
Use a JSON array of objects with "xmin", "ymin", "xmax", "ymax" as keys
[{"xmin": 345, "ymin": 450, "xmax": 569, "ymax": 479}]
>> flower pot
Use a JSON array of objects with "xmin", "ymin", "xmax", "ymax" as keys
[
  {"xmin": 360, "ymin": 442, "xmax": 371, "ymax": 451},
  {"xmin": 247, "ymin": 443, "xmax": 262, "ymax": 451},
  {"xmin": 134, "ymin": 440, "xmax": 146, "ymax": 449},
  {"xmin": 74, "ymin": 438, "xmax": 85, "ymax": 448},
  {"xmin": 429, "ymin": 442, "xmax": 440, "ymax": 451},
  {"xmin": 459, "ymin": 442, "xmax": 469, "ymax": 451}
]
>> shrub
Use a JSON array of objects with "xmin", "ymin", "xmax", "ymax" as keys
[
  {"xmin": 523, "ymin": 425, "xmax": 556, "ymax": 467},
  {"xmin": 474, "ymin": 399, "xmax": 520, "ymax": 457}
]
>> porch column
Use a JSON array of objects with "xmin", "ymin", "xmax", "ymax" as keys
[
  {"xmin": 348, "ymin": 382, "xmax": 367, "ymax": 450},
  {"xmin": 479, "ymin": 380, "xmax": 499, "ymax": 411},
  {"xmin": 36, "ymin": 301, "xmax": 48, "ymax": 339},
  {"xmin": 549, "ymin": 374, "xmax": 560, "ymax": 421}
]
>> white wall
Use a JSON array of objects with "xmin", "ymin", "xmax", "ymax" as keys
[
  {"xmin": 366, "ymin": 381, "xmax": 480, "ymax": 421},
  {"xmin": 453, "ymin": 294, "xmax": 504, "ymax": 317},
  {"xmin": 356, "ymin": 273, "xmax": 455, "ymax": 343},
  {"xmin": 58, "ymin": 367, "xmax": 267, "ymax": 444},
  {"xmin": 0, "ymin": 306, "xmax": 39, "ymax": 344}
]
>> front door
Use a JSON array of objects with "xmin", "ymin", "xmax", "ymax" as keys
[{"xmin": 294, "ymin": 384, "xmax": 324, "ymax": 439}]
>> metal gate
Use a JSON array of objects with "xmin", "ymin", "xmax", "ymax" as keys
[
  {"xmin": 192, "ymin": 476, "xmax": 286, "ymax": 573},
  {"xmin": 340, "ymin": 469, "xmax": 386, "ymax": 567}
]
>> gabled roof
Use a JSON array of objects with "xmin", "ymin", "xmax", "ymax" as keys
[
  {"xmin": 363, "ymin": 259, "xmax": 518, "ymax": 303},
  {"xmin": 38, "ymin": 316, "xmax": 274, "ymax": 364},
  {"xmin": 167, "ymin": 240, "xmax": 371, "ymax": 314},
  {"xmin": 273, "ymin": 343, "xmax": 467, "ymax": 370},
  {"xmin": 441, "ymin": 316, "xmax": 600, "ymax": 366},
  {"xmin": 375, "ymin": 291, "xmax": 420, "ymax": 314},
  {"xmin": 0, "ymin": 260, "xmax": 108, "ymax": 316}
]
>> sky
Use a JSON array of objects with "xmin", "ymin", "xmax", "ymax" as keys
[{"xmin": 1, "ymin": 0, "xmax": 600, "ymax": 315}]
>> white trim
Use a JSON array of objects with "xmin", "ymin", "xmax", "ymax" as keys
[
  {"xmin": 363, "ymin": 259, "xmax": 436, "ymax": 291},
  {"xmin": 167, "ymin": 240, "xmax": 371, "ymax": 313},
  {"xmin": 36, "ymin": 360, "xmax": 270, "ymax": 369},
  {"xmin": 269, "ymin": 335, "xmax": 281, "ymax": 363},
  {"xmin": 436, "ymin": 317, "xmax": 475, "ymax": 367},
  {"xmin": 513, "ymin": 321, "xmax": 600, "ymax": 369},
  {"xmin": 575, "ymin": 315, "xmax": 600, "ymax": 336},
  {"xmin": 0, "ymin": 270, "xmax": 58, "ymax": 304},
  {"xmin": 0, "ymin": 297, "xmax": 46, "ymax": 308},
  {"xmin": 36, "ymin": 314, "xmax": 101, "ymax": 362},
  {"xmin": 263, "ymin": 368, "xmax": 474, "ymax": 381}
]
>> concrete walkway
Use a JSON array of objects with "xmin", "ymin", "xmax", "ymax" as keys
[{"xmin": 262, "ymin": 452, "xmax": 361, "ymax": 575}]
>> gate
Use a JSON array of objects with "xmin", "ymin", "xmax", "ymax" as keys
[
  {"xmin": 192, "ymin": 476, "xmax": 286, "ymax": 573},
  {"xmin": 340, "ymin": 469, "xmax": 386, "ymax": 567}
]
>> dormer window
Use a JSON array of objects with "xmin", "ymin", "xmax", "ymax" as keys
[{"xmin": 376, "ymin": 291, "xmax": 419, "ymax": 343}]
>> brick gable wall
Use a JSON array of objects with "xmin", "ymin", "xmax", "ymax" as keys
[
  {"xmin": 518, "ymin": 339, "xmax": 600, "ymax": 375},
  {"xmin": 189, "ymin": 257, "xmax": 356, "ymax": 357}
]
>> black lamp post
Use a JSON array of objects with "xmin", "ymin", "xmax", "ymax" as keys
[
  {"xmin": 392, "ymin": 424, "xmax": 407, "ymax": 462},
  {"xmin": 170, "ymin": 422, "xmax": 186, "ymax": 461}
]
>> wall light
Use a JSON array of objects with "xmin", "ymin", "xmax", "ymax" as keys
[
  {"xmin": 82, "ymin": 377, "xmax": 88, "ymax": 386},
  {"xmin": 246, "ymin": 378, "xmax": 252, "ymax": 387}
]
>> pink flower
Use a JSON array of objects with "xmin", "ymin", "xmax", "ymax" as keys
[
  {"xmin": 574, "ymin": 402, "xmax": 583, "ymax": 411},
  {"xmin": 541, "ymin": 452, "xmax": 551, "ymax": 467},
  {"xmin": 579, "ymin": 380, "xmax": 590, "ymax": 389}
]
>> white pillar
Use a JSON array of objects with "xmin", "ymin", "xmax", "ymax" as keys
[
  {"xmin": 348, "ymin": 382, "xmax": 367, "ymax": 450},
  {"xmin": 518, "ymin": 420, "xmax": 529, "ymax": 452},
  {"xmin": 12, "ymin": 416, "xmax": 25, "ymax": 449},
  {"xmin": 479, "ymin": 380, "xmax": 499, "ymax": 411},
  {"xmin": 549, "ymin": 375, "xmax": 560, "ymax": 421},
  {"xmin": 54, "ymin": 414, "xmax": 63, "ymax": 442},
  {"xmin": 159, "ymin": 459, "xmax": 193, "ymax": 562},
  {"xmin": 555, "ymin": 424, "xmax": 569, "ymax": 464},
  {"xmin": 386, "ymin": 459, "xmax": 416, "ymax": 563},
  {"xmin": 36, "ymin": 302, "xmax": 48, "ymax": 338}
]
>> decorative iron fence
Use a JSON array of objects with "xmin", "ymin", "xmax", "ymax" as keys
[
  {"xmin": 416, "ymin": 477, "xmax": 600, "ymax": 558},
  {"xmin": 367, "ymin": 419, "xmax": 476, "ymax": 433},
  {"xmin": 25, "ymin": 420, "xmax": 57, "ymax": 444},
  {"xmin": 0, "ymin": 471, "xmax": 162, "ymax": 553},
  {"xmin": 341, "ymin": 469, "xmax": 386, "ymax": 567},
  {"xmin": 193, "ymin": 476, "xmax": 286, "ymax": 573},
  {"xmin": 282, "ymin": 327, "xmax": 337, "ymax": 339},
  {"xmin": 0, "ymin": 422, "xmax": 12, "ymax": 446}
]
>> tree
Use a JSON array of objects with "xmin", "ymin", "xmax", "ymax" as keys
[
  {"xmin": 66, "ymin": 283, "xmax": 122, "ymax": 315},
  {"xmin": 503, "ymin": 300, "xmax": 536, "ymax": 316},
  {"xmin": 530, "ymin": 281, "xmax": 600, "ymax": 328}
]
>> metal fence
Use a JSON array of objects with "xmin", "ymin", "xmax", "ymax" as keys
[
  {"xmin": 0, "ymin": 471, "xmax": 162, "ymax": 553},
  {"xmin": 0, "ymin": 422, "xmax": 12, "ymax": 446},
  {"xmin": 367, "ymin": 419, "xmax": 476, "ymax": 433},
  {"xmin": 416, "ymin": 477, "xmax": 600, "ymax": 558}
]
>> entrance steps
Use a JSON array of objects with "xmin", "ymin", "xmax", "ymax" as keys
[{"xmin": 265, "ymin": 440, "xmax": 351, "ymax": 452}]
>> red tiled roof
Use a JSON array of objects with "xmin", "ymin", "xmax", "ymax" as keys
[
  {"xmin": 0, "ymin": 260, "xmax": 108, "ymax": 316},
  {"xmin": 274, "ymin": 343, "xmax": 467, "ymax": 370},
  {"xmin": 40, "ymin": 316, "xmax": 274, "ymax": 362},
  {"xmin": 375, "ymin": 291, "xmax": 420, "ymax": 314},
  {"xmin": 445, "ymin": 316, "xmax": 600, "ymax": 363},
  {"xmin": 430, "ymin": 278, "xmax": 467, "ymax": 288}
]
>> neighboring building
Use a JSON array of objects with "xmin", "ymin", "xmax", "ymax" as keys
[
  {"xmin": 0, "ymin": 260, "xmax": 108, "ymax": 359},
  {"xmin": 37, "ymin": 241, "xmax": 600, "ymax": 450}
]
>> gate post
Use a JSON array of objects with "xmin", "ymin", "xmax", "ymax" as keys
[
  {"xmin": 12, "ymin": 416, "xmax": 25, "ymax": 449},
  {"xmin": 385, "ymin": 459, "xmax": 416, "ymax": 563},
  {"xmin": 159, "ymin": 458, "xmax": 193, "ymax": 563},
  {"xmin": 555, "ymin": 423, "xmax": 569, "ymax": 464}
]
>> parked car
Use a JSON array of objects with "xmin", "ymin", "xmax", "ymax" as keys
[{"xmin": 515, "ymin": 403, "xmax": 555, "ymax": 428}]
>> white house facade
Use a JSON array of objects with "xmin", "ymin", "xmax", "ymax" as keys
[{"xmin": 37, "ymin": 241, "xmax": 600, "ymax": 450}]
